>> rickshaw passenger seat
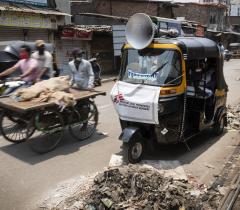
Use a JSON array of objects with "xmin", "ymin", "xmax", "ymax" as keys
[{"xmin": 187, "ymin": 66, "xmax": 215, "ymax": 99}]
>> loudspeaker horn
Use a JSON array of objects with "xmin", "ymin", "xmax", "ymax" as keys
[{"xmin": 125, "ymin": 13, "xmax": 156, "ymax": 50}]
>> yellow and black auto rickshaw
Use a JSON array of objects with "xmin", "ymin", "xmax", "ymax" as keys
[{"xmin": 111, "ymin": 13, "xmax": 228, "ymax": 163}]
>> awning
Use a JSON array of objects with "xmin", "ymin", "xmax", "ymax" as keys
[
  {"xmin": 72, "ymin": 25, "xmax": 112, "ymax": 33},
  {"xmin": 0, "ymin": 2, "xmax": 71, "ymax": 16},
  {"xmin": 61, "ymin": 25, "xmax": 112, "ymax": 40}
]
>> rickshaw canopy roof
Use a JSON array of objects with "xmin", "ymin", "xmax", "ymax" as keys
[{"xmin": 155, "ymin": 37, "xmax": 220, "ymax": 60}]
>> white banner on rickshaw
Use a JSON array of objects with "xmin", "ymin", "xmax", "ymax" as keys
[{"xmin": 110, "ymin": 81, "xmax": 160, "ymax": 124}]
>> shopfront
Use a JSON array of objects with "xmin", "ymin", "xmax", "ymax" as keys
[{"xmin": 0, "ymin": 1, "xmax": 67, "ymax": 44}]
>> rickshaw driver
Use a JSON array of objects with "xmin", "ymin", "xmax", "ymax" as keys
[
  {"xmin": 154, "ymin": 51, "xmax": 181, "ymax": 85},
  {"xmin": 68, "ymin": 48, "xmax": 95, "ymax": 131},
  {"xmin": 0, "ymin": 45, "xmax": 39, "ymax": 94},
  {"xmin": 69, "ymin": 48, "xmax": 94, "ymax": 90}
]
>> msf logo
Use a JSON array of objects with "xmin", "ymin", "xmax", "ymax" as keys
[{"xmin": 113, "ymin": 93, "xmax": 124, "ymax": 104}]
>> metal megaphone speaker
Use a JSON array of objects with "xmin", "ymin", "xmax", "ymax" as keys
[{"xmin": 126, "ymin": 13, "xmax": 156, "ymax": 50}]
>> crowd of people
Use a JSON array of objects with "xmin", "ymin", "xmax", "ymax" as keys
[{"xmin": 0, "ymin": 40, "xmax": 101, "ymax": 95}]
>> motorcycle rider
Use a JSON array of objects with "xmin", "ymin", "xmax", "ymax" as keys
[
  {"xmin": 0, "ymin": 45, "xmax": 39, "ymax": 94},
  {"xmin": 32, "ymin": 40, "xmax": 53, "ymax": 80}
]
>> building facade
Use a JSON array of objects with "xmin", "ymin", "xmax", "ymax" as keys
[
  {"xmin": 71, "ymin": 0, "xmax": 228, "ymax": 31},
  {"xmin": 71, "ymin": 0, "xmax": 229, "ymax": 73},
  {"xmin": 0, "ymin": 0, "xmax": 70, "ymax": 43},
  {"xmin": 229, "ymin": 0, "xmax": 240, "ymax": 28},
  {"xmin": 0, "ymin": 0, "xmax": 72, "ymax": 73},
  {"xmin": 56, "ymin": 25, "xmax": 113, "ymax": 74}
]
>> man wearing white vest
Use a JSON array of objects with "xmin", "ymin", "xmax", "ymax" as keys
[
  {"xmin": 32, "ymin": 40, "xmax": 53, "ymax": 80},
  {"xmin": 68, "ymin": 48, "xmax": 94, "ymax": 90}
]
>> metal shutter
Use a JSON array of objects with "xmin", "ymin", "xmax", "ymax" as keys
[
  {"xmin": 0, "ymin": 27, "xmax": 24, "ymax": 41},
  {"xmin": 27, "ymin": 29, "xmax": 49, "ymax": 42}
]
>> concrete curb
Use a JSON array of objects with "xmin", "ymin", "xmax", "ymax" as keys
[{"xmin": 101, "ymin": 77, "xmax": 117, "ymax": 83}]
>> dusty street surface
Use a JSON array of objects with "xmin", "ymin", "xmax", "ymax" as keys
[{"xmin": 0, "ymin": 60, "xmax": 239, "ymax": 210}]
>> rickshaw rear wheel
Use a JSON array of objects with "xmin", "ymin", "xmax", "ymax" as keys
[
  {"xmin": 27, "ymin": 110, "xmax": 64, "ymax": 154},
  {"xmin": 122, "ymin": 136, "xmax": 145, "ymax": 164},
  {"xmin": 213, "ymin": 115, "xmax": 226, "ymax": 135},
  {"xmin": 0, "ymin": 111, "xmax": 35, "ymax": 143},
  {"xmin": 68, "ymin": 101, "xmax": 98, "ymax": 141}
]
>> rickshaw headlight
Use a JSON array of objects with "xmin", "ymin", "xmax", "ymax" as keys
[{"xmin": 158, "ymin": 103, "xmax": 164, "ymax": 113}]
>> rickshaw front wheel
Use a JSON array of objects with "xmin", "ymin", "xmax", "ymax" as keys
[{"xmin": 122, "ymin": 137, "xmax": 144, "ymax": 164}]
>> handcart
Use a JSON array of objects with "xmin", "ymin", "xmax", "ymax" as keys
[{"xmin": 0, "ymin": 89, "xmax": 106, "ymax": 153}]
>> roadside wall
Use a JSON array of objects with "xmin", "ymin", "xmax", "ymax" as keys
[
  {"xmin": 74, "ymin": 15, "xmax": 126, "ymax": 25},
  {"xmin": 71, "ymin": 1, "xmax": 226, "ymax": 30},
  {"xmin": 71, "ymin": 0, "xmax": 172, "ymax": 18},
  {"xmin": 55, "ymin": 0, "xmax": 71, "ymax": 24},
  {"xmin": 173, "ymin": 4, "xmax": 226, "ymax": 31},
  {"xmin": 230, "ymin": 17, "xmax": 240, "ymax": 26}
]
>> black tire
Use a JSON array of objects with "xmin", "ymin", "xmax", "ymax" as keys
[
  {"xmin": 213, "ymin": 115, "xmax": 226, "ymax": 136},
  {"xmin": 0, "ymin": 111, "xmax": 35, "ymax": 143},
  {"xmin": 27, "ymin": 110, "xmax": 64, "ymax": 154},
  {"xmin": 69, "ymin": 101, "xmax": 98, "ymax": 141},
  {"xmin": 122, "ymin": 136, "xmax": 144, "ymax": 164}
]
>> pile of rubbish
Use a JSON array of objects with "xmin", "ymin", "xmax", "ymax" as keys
[
  {"xmin": 227, "ymin": 104, "xmax": 240, "ymax": 130},
  {"xmin": 13, "ymin": 76, "xmax": 76, "ymax": 108},
  {"xmin": 48, "ymin": 165, "xmax": 219, "ymax": 210}
]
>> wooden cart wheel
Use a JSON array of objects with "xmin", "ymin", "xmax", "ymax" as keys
[
  {"xmin": 68, "ymin": 101, "xmax": 98, "ymax": 141},
  {"xmin": 0, "ymin": 111, "xmax": 35, "ymax": 143},
  {"xmin": 27, "ymin": 110, "xmax": 64, "ymax": 154}
]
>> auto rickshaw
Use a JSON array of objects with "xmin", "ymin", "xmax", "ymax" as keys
[{"xmin": 111, "ymin": 13, "xmax": 228, "ymax": 163}]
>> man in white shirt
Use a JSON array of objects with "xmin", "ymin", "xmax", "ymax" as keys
[
  {"xmin": 68, "ymin": 48, "xmax": 94, "ymax": 90},
  {"xmin": 32, "ymin": 40, "xmax": 53, "ymax": 80}
]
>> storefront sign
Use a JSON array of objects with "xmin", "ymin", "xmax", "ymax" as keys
[
  {"xmin": 3, "ymin": 0, "xmax": 47, "ymax": 7},
  {"xmin": 61, "ymin": 28, "xmax": 75, "ymax": 38},
  {"xmin": 0, "ymin": 12, "xmax": 55, "ymax": 29},
  {"xmin": 111, "ymin": 81, "xmax": 160, "ymax": 124},
  {"xmin": 61, "ymin": 28, "xmax": 93, "ymax": 40}
]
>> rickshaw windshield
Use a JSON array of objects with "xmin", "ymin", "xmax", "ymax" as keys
[{"xmin": 120, "ymin": 48, "xmax": 182, "ymax": 86}]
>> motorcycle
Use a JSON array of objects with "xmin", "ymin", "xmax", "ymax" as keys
[
  {"xmin": 223, "ymin": 49, "xmax": 232, "ymax": 61},
  {"xmin": 89, "ymin": 58, "xmax": 101, "ymax": 86}
]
